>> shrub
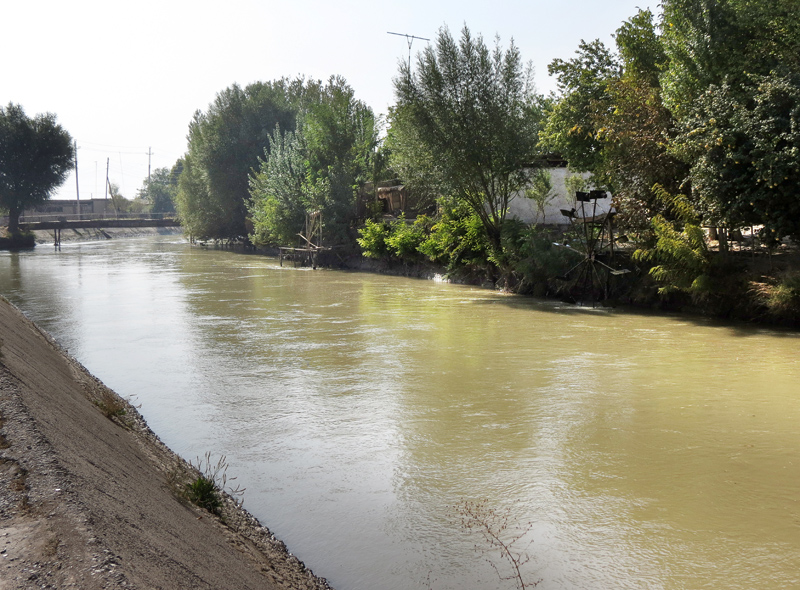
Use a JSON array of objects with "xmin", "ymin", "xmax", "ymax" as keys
[
  {"xmin": 186, "ymin": 475, "xmax": 222, "ymax": 514},
  {"xmin": 357, "ymin": 219, "xmax": 391, "ymax": 259},
  {"xmin": 385, "ymin": 215, "xmax": 427, "ymax": 260}
]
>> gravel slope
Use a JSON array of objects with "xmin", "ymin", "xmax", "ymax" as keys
[{"xmin": 0, "ymin": 296, "xmax": 333, "ymax": 590}]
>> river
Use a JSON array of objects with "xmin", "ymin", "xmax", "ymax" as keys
[{"xmin": 1, "ymin": 235, "xmax": 799, "ymax": 590}]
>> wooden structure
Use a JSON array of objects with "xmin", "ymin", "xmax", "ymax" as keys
[
  {"xmin": 559, "ymin": 190, "xmax": 629, "ymax": 303},
  {"xmin": 377, "ymin": 185, "xmax": 407, "ymax": 214},
  {"xmin": 278, "ymin": 210, "xmax": 331, "ymax": 269}
]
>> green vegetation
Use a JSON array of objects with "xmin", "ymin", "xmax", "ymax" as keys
[
  {"xmin": 158, "ymin": 1, "xmax": 800, "ymax": 325},
  {"xmin": 182, "ymin": 453, "xmax": 245, "ymax": 517},
  {"xmin": 0, "ymin": 103, "xmax": 74, "ymax": 235},
  {"xmin": 185, "ymin": 474, "xmax": 222, "ymax": 514},
  {"xmin": 176, "ymin": 81, "xmax": 298, "ymax": 241},
  {"xmin": 393, "ymin": 25, "xmax": 544, "ymax": 273},
  {"xmin": 248, "ymin": 76, "xmax": 381, "ymax": 249},
  {"xmin": 137, "ymin": 163, "xmax": 181, "ymax": 214}
]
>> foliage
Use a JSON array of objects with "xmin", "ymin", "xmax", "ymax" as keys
[
  {"xmin": 632, "ymin": 184, "xmax": 710, "ymax": 296},
  {"xmin": 453, "ymin": 499, "xmax": 539, "ymax": 590},
  {"xmin": 523, "ymin": 169, "xmax": 555, "ymax": 224},
  {"xmin": 248, "ymin": 77, "xmax": 380, "ymax": 247},
  {"xmin": 417, "ymin": 204, "xmax": 492, "ymax": 275},
  {"xmin": 107, "ymin": 182, "xmax": 130, "ymax": 215},
  {"xmin": 384, "ymin": 104, "xmax": 450, "ymax": 212},
  {"xmin": 357, "ymin": 214, "xmax": 428, "ymax": 262},
  {"xmin": 356, "ymin": 218, "xmax": 391, "ymax": 259},
  {"xmin": 752, "ymin": 271, "xmax": 800, "ymax": 321},
  {"xmin": 543, "ymin": 11, "xmax": 687, "ymax": 230},
  {"xmin": 541, "ymin": 39, "xmax": 620, "ymax": 177},
  {"xmin": 186, "ymin": 475, "xmax": 221, "ymax": 514},
  {"xmin": 659, "ymin": 0, "xmax": 800, "ymax": 116},
  {"xmin": 512, "ymin": 226, "xmax": 582, "ymax": 296},
  {"xmin": 137, "ymin": 164, "xmax": 179, "ymax": 214},
  {"xmin": 248, "ymin": 125, "xmax": 313, "ymax": 246},
  {"xmin": 674, "ymin": 71, "xmax": 800, "ymax": 242},
  {"xmin": 393, "ymin": 25, "xmax": 543, "ymax": 261},
  {"xmin": 185, "ymin": 452, "xmax": 245, "ymax": 516},
  {"xmin": 0, "ymin": 103, "xmax": 74, "ymax": 233},
  {"xmin": 176, "ymin": 81, "xmax": 297, "ymax": 241}
]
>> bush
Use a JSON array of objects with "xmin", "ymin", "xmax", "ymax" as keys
[
  {"xmin": 357, "ymin": 219, "xmax": 391, "ymax": 259},
  {"xmin": 753, "ymin": 271, "xmax": 800, "ymax": 322},
  {"xmin": 385, "ymin": 215, "xmax": 427, "ymax": 260},
  {"xmin": 512, "ymin": 226, "xmax": 581, "ymax": 296},
  {"xmin": 417, "ymin": 207, "xmax": 491, "ymax": 274},
  {"xmin": 0, "ymin": 231, "xmax": 35, "ymax": 249}
]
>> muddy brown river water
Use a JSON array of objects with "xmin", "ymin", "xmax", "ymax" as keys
[{"xmin": 1, "ymin": 235, "xmax": 798, "ymax": 589}]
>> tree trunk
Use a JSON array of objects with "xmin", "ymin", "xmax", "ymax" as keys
[{"xmin": 7, "ymin": 207, "xmax": 21, "ymax": 234}]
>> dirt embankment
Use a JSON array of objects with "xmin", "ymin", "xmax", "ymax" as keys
[{"xmin": 0, "ymin": 297, "xmax": 333, "ymax": 590}]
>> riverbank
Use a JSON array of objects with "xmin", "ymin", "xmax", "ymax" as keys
[
  {"xmin": 0, "ymin": 296, "xmax": 333, "ymax": 590},
  {"xmin": 337, "ymin": 246, "xmax": 800, "ymax": 330}
]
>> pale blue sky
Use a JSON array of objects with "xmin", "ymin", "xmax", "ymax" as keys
[{"xmin": 2, "ymin": 0, "xmax": 656, "ymax": 200}]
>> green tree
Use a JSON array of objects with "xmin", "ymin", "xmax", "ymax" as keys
[
  {"xmin": 540, "ymin": 39, "xmax": 620, "ymax": 176},
  {"xmin": 248, "ymin": 125, "xmax": 315, "ymax": 246},
  {"xmin": 661, "ymin": 0, "xmax": 800, "ymax": 239},
  {"xmin": 393, "ymin": 25, "xmax": 543, "ymax": 265},
  {"xmin": 248, "ymin": 77, "xmax": 380, "ymax": 248},
  {"xmin": 383, "ymin": 103, "xmax": 449, "ymax": 213},
  {"xmin": 176, "ymin": 81, "xmax": 297, "ymax": 240},
  {"xmin": 659, "ymin": 0, "xmax": 800, "ymax": 116},
  {"xmin": 137, "ymin": 165, "xmax": 178, "ymax": 214},
  {"xmin": 524, "ymin": 169, "xmax": 555, "ymax": 224},
  {"xmin": 107, "ymin": 182, "xmax": 129, "ymax": 215},
  {"xmin": 0, "ymin": 103, "xmax": 74, "ymax": 233},
  {"xmin": 543, "ymin": 10, "xmax": 687, "ymax": 229},
  {"xmin": 675, "ymin": 71, "xmax": 800, "ymax": 242}
]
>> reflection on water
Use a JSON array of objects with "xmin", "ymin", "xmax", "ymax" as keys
[{"xmin": 2, "ymin": 237, "xmax": 799, "ymax": 590}]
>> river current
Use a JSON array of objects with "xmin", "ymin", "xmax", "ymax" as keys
[{"xmin": 1, "ymin": 235, "xmax": 798, "ymax": 590}]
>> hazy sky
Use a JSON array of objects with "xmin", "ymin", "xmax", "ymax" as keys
[{"xmin": 3, "ymin": 0, "xmax": 656, "ymax": 201}]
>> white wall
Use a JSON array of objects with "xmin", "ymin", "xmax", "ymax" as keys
[{"xmin": 506, "ymin": 167, "xmax": 612, "ymax": 225}]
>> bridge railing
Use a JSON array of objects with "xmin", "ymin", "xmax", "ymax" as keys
[{"xmin": 3, "ymin": 212, "xmax": 177, "ymax": 224}]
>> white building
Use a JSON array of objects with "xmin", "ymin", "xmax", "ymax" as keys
[{"xmin": 506, "ymin": 164, "xmax": 612, "ymax": 225}]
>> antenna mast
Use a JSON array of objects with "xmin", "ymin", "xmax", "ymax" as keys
[{"xmin": 387, "ymin": 31, "xmax": 430, "ymax": 72}]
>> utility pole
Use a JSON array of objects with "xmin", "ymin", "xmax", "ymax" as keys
[
  {"xmin": 147, "ymin": 147, "xmax": 152, "ymax": 183},
  {"xmin": 74, "ymin": 141, "xmax": 80, "ymax": 218},
  {"xmin": 105, "ymin": 158, "xmax": 110, "ymax": 200}
]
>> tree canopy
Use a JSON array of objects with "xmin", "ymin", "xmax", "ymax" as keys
[
  {"xmin": 392, "ymin": 25, "xmax": 544, "ymax": 258},
  {"xmin": 175, "ymin": 81, "xmax": 297, "ymax": 240},
  {"xmin": 543, "ymin": 0, "xmax": 800, "ymax": 242},
  {"xmin": 137, "ymin": 162, "xmax": 181, "ymax": 214},
  {"xmin": 248, "ymin": 76, "xmax": 380, "ymax": 248},
  {"xmin": 0, "ymin": 103, "xmax": 74, "ymax": 232}
]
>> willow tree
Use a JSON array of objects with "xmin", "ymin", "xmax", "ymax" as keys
[
  {"xmin": 176, "ymin": 81, "xmax": 297, "ymax": 241},
  {"xmin": 248, "ymin": 76, "xmax": 380, "ymax": 248},
  {"xmin": 393, "ymin": 25, "xmax": 542, "ymax": 260},
  {"xmin": 0, "ymin": 103, "xmax": 74, "ymax": 233}
]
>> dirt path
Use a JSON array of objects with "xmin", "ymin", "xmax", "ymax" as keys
[{"xmin": 0, "ymin": 296, "xmax": 334, "ymax": 590}]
